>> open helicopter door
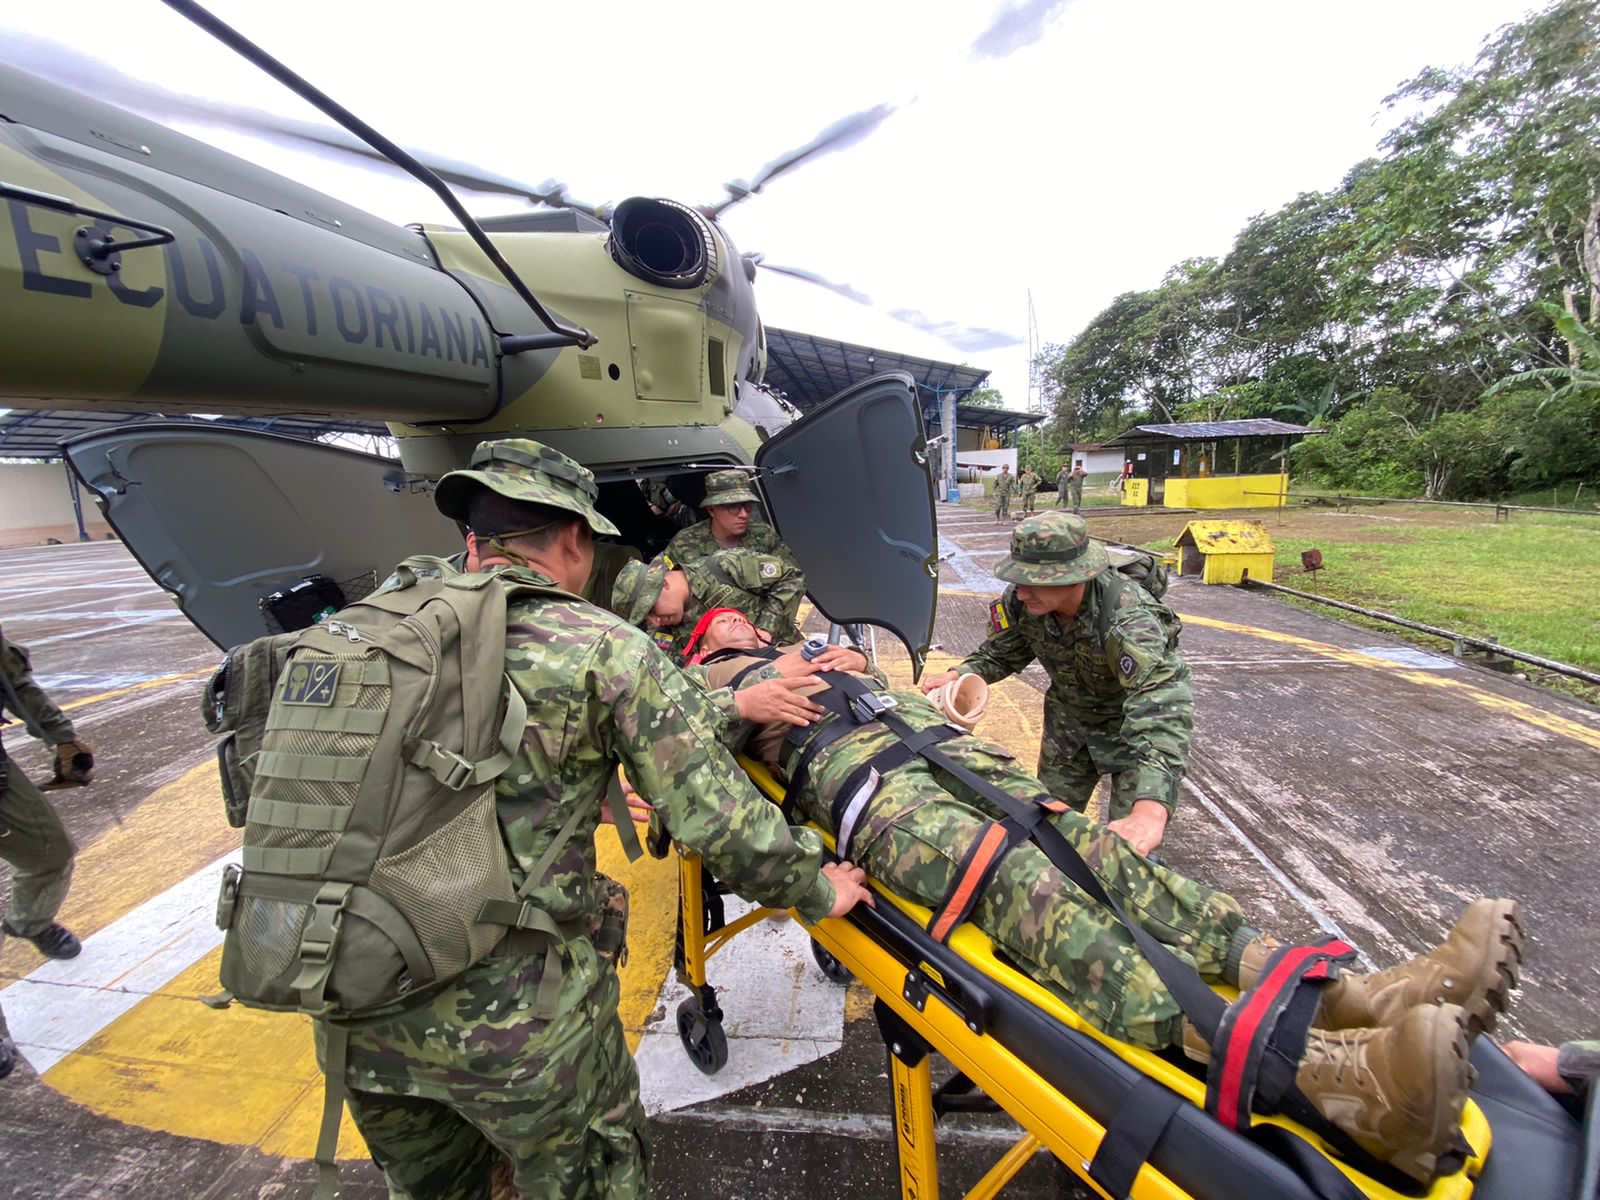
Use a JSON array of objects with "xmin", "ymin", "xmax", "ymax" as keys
[
  {"xmin": 756, "ymin": 371, "xmax": 938, "ymax": 674},
  {"xmin": 64, "ymin": 425, "xmax": 459, "ymax": 650}
]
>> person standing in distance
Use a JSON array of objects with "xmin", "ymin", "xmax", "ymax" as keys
[
  {"xmin": 921, "ymin": 512, "xmax": 1191, "ymax": 856},
  {"xmin": 331, "ymin": 439, "xmax": 871, "ymax": 1199}
]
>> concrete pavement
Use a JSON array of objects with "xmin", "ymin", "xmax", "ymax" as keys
[{"xmin": 2, "ymin": 505, "xmax": 1597, "ymax": 1198}]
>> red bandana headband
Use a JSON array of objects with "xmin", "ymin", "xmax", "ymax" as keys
[{"xmin": 682, "ymin": 607, "xmax": 747, "ymax": 664}]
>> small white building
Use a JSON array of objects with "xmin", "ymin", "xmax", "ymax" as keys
[{"xmin": 1069, "ymin": 442, "xmax": 1126, "ymax": 476}]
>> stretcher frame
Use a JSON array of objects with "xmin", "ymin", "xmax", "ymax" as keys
[{"xmin": 669, "ymin": 760, "xmax": 1590, "ymax": 1200}]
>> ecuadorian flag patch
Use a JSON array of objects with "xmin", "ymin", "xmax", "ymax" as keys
[{"xmin": 988, "ymin": 598, "xmax": 1011, "ymax": 634}]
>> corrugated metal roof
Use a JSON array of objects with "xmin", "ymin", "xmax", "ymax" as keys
[
  {"xmin": 764, "ymin": 326, "xmax": 988, "ymax": 410},
  {"xmin": 1174, "ymin": 520, "xmax": 1276, "ymax": 553},
  {"xmin": 1106, "ymin": 419, "xmax": 1315, "ymax": 444}
]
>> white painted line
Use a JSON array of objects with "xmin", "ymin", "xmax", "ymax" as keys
[
  {"xmin": 0, "ymin": 850, "xmax": 238, "ymax": 1074},
  {"xmin": 635, "ymin": 897, "xmax": 845, "ymax": 1114},
  {"xmin": 936, "ymin": 533, "xmax": 1003, "ymax": 595},
  {"xmin": 1354, "ymin": 646, "xmax": 1459, "ymax": 670},
  {"xmin": 0, "ymin": 854, "xmax": 846, "ymax": 1105}
]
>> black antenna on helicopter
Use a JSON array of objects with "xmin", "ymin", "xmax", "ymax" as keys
[{"xmin": 160, "ymin": 0, "xmax": 596, "ymax": 354}]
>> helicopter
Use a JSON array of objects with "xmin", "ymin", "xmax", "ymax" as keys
[{"xmin": 0, "ymin": 0, "xmax": 970, "ymax": 659}]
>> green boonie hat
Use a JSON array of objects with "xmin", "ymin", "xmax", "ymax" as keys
[
  {"xmin": 611, "ymin": 558, "xmax": 670, "ymax": 626},
  {"xmin": 434, "ymin": 438, "xmax": 620, "ymax": 537},
  {"xmin": 993, "ymin": 512, "xmax": 1110, "ymax": 586},
  {"xmin": 700, "ymin": 469, "xmax": 760, "ymax": 508}
]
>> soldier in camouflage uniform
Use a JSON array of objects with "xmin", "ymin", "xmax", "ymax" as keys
[
  {"xmin": 610, "ymin": 548, "xmax": 806, "ymax": 660},
  {"xmin": 923, "ymin": 512, "xmax": 1191, "ymax": 857},
  {"xmin": 691, "ymin": 609, "xmax": 1526, "ymax": 1186},
  {"xmin": 1, "ymin": 627, "xmax": 93, "ymax": 1080},
  {"xmin": 332, "ymin": 439, "xmax": 871, "ymax": 1200},
  {"xmin": 1018, "ymin": 467, "xmax": 1041, "ymax": 513},
  {"xmin": 661, "ymin": 469, "xmax": 799, "ymax": 569},
  {"xmin": 992, "ymin": 464, "xmax": 1014, "ymax": 521}
]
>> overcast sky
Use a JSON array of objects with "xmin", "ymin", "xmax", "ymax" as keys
[{"xmin": 5, "ymin": 0, "xmax": 1539, "ymax": 412}]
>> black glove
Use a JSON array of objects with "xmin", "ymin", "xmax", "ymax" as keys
[{"xmin": 48, "ymin": 739, "xmax": 94, "ymax": 787}]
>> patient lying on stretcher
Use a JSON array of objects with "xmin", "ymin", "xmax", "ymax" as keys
[{"xmin": 686, "ymin": 609, "xmax": 1525, "ymax": 1186}]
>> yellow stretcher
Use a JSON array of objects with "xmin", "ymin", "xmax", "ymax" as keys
[{"xmin": 669, "ymin": 762, "xmax": 1592, "ymax": 1200}]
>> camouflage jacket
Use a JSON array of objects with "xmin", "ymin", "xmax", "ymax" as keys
[
  {"xmin": 0, "ymin": 627, "xmax": 77, "ymax": 767},
  {"xmin": 1019, "ymin": 470, "xmax": 1041, "ymax": 496},
  {"xmin": 958, "ymin": 572, "xmax": 1192, "ymax": 809},
  {"xmin": 994, "ymin": 473, "xmax": 1015, "ymax": 499},
  {"xmin": 1559, "ymin": 1039, "xmax": 1600, "ymax": 1097},
  {"xmin": 662, "ymin": 519, "xmax": 796, "ymax": 570},
  {"xmin": 492, "ymin": 566, "xmax": 832, "ymax": 926},
  {"xmin": 652, "ymin": 550, "xmax": 807, "ymax": 660},
  {"xmin": 1056, "ymin": 467, "xmax": 1072, "ymax": 491},
  {"xmin": 695, "ymin": 650, "xmax": 997, "ymax": 849}
]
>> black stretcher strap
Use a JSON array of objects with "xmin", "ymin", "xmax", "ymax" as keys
[{"xmin": 1089, "ymin": 1075, "xmax": 1185, "ymax": 1199}]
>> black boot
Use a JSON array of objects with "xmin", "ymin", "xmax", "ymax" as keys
[{"xmin": 2, "ymin": 920, "xmax": 82, "ymax": 960}]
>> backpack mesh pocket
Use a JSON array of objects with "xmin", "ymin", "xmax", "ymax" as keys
[{"xmin": 367, "ymin": 789, "xmax": 516, "ymax": 978}]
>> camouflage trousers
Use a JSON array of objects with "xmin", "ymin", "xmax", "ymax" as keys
[
  {"xmin": 0, "ymin": 763, "xmax": 76, "ymax": 937},
  {"xmin": 1038, "ymin": 694, "xmax": 1189, "ymax": 820},
  {"xmin": 994, "ymin": 493, "xmax": 1011, "ymax": 520},
  {"xmin": 803, "ymin": 713, "xmax": 1246, "ymax": 1050},
  {"xmin": 335, "ymin": 931, "xmax": 647, "ymax": 1200},
  {"xmin": 1021, "ymin": 492, "xmax": 1037, "ymax": 513}
]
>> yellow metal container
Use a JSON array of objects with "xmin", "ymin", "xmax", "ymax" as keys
[
  {"xmin": 1174, "ymin": 519, "xmax": 1275, "ymax": 584},
  {"xmin": 1121, "ymin": 477, "xmax": 1149, "ymax": 506}
]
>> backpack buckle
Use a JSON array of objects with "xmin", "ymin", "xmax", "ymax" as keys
[
  {"xmin": 439, "ymin": 752, "xmax": 474, "ymax": 791},
  {"xmin": 410, "ymin": 740, "xmax": 477, "ymax": 790}
]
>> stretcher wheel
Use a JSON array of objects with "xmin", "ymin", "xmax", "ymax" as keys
[
  {"xmin": 676, "ymin": 996, "xmax": 729, "ymax": 1075},
  {"xmin": 811, "ymin": 938, "xmax": 852, "ymax": 984}
]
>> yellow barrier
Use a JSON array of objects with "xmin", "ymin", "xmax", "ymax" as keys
[{"xmin": 1164, "ymin": 473, "xmax": 1288, "ymax": 509}]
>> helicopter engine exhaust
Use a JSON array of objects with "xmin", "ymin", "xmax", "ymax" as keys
[{"xmin": 607, "ymin": 198, "xmax": 712, "ymax": 289}]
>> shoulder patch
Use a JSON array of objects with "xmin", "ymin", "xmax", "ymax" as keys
[
  {"xmin": 650, "ymin": 631, "xmax": 676, "ymax": 655},
  {"xmin": 759, "ymin": 558, "xmax": 779, "ymax": 580},
  {"xmin": 280, "ymin": 661, "xmax": 341, "ymax": 706},
  {"xmin": 989, "ymin": 597, "xmax": 1011, "ymax": 633}
]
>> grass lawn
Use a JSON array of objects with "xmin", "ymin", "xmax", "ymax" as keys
[
  {"xmin": 1265, "ymin": 515, "xmax": 1600, "ymax": 676},
  {"xmin": 1061, "ymin": 501, "xmax": 1600, "ymax": 701}
]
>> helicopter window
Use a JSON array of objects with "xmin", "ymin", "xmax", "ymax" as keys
[{"xmin": 707, "ymin": 338, "xmax": 727, "ymax": 397}]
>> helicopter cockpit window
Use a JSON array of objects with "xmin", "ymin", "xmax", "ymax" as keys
[{"xmin": 732, "ymin": 380, "xmax": 798, "ymax": 442}]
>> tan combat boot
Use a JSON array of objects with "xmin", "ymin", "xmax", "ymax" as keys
[
  {"xmin": 1294, "ymin": 1004, "xmax": 1473, "ymax": 1185},
  {"xmin": 1179, "ymin": 1006, "xmax": 1471, "ymax": 1186},
  {"xmin": 1235, "ymin": 900, "xmax": 1523, "ymax": 1038}
]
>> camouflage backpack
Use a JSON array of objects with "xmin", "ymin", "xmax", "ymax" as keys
[
  {"xmin": 1105, "ymin": 543, "xmax": 1170, "ymax": 601},
  {"xmin": 200, "ymin": 562, "xmax": 622, "ymax": 1025}
]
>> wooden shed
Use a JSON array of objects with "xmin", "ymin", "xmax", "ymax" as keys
[{"xmin": 1174, "ymin": 520, "xmax": 1275, "ymax": 585}]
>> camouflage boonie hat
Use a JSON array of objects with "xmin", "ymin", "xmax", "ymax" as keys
[
  {"xmin": 700, "ymin": 469, "xmax": 759, "ymax": 508},
  {"xmin": 434, "ymin": 438, "xmax": 619, "ymax": 536},
  {"xmin": 993, "ymin": 512, "xmax": 1109, "ymax": 586},
  {"xmin": 611, "ymin": 558, "xmax": 671, "ymax": 626}
]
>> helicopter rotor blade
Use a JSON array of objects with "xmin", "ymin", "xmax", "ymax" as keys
[
  {"xmin": 754, "ymin": 261, "xmax": 1022, "ymax": 353},
  {"xmin": 9, "ymin": 34, "xmax": 611, "ymax": 218},
  {"xmin": 708, "ymin": 103, "xmax": 897, "ymax": 217}
]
